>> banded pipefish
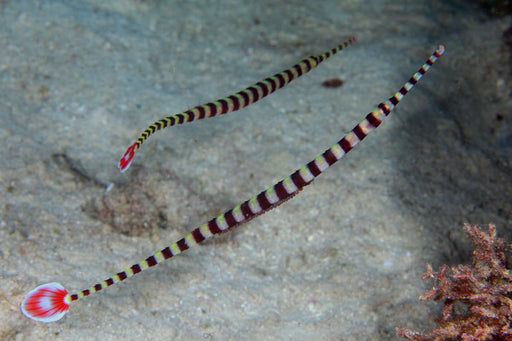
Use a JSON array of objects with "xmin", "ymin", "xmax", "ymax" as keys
[
  {"xmin": 21, "ymin": 44, "xmax": 445, "ymax": 323},
  {"xmin": 118, "ymin": 38, "xmax": 356, "ymax": 172}
]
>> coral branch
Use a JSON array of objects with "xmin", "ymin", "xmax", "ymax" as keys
[{"xmin": 397, "ymin": 223, "xmax": 512, "ymax": 341}]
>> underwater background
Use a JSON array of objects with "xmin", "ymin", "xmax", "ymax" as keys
[{"xmin": 1, "ymin": 0, "xmax": 511, "ymax": 340}]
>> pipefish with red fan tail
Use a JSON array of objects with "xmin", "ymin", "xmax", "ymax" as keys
[
  {"xmin": 21, "ymin": 44, "xmax": 445, "ymax": 323},
  {"xmin": 118, "ymin": 38, "xmax": 356, "ymax": 172}
]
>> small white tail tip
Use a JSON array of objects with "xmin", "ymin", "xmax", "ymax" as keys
[{"xmin": 21, "ymin": 283, "xmax": 70, "ymax": 323}]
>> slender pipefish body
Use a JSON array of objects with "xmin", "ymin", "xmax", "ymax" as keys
[
  {"xmin": 21, "ymin": 42, "xmax": 445, "ymax": 323},
  {"xmin": 118, "ymin": 37, "xmax": 357, "ymax": 172}
]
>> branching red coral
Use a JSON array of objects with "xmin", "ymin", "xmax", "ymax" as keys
[{"xmin": 397, "ymin": 223, "xmax": 512, "ymax": 341}]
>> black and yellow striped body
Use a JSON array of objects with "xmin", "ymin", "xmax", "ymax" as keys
[
  {"xmin": 72, "ymin": 45, "xmax": 445, "ymax": 301},
  {"xmin": 118, "ymin": 38, "xmax": 356, "ymax": 172}
]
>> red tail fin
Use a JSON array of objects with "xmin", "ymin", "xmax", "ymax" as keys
[
  {"xmin": 21, "ymin": 283, "xmax": 70, "ymax": 323},
  {"xmin": 118, "ymin": 143, "xmax": 136, "ymax": 172}
]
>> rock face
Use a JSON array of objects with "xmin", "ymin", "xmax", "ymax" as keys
[{"xmin": 1, "ymin": 0, "xmax": 511, "ymax": 340}]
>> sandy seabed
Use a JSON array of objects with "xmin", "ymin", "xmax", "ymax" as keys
[{"xmin": 1, "ymin": 1, "xmax": 511, "ymax": 340}]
